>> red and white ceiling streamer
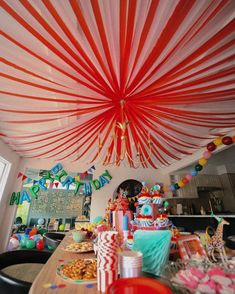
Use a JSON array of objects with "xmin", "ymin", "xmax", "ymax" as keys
[{"xmin": 0, "ymin": 0, "xmax": 234, "ymax": 168}]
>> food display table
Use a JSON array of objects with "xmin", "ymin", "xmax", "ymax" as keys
[{"xmin": 29, "ymin": 233, "xmax": 97, "ymax": 294}]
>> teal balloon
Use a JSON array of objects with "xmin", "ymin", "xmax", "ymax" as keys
[
  {"xmin": 26, "ymin": 239, "xmax": 35, "ymax": 249},
  {"xmin": 195, "ymin": 164, "xmax": 203, "ymax": 171},
  {"xmin": 21, "ymin": 238, "xmax": 27, "ymax": 248},
  {"xmin": 47, "ymin": 245, "xmax": 54, "ymax": 251},
  {"xmin": 163, "ymin": 201, "xmax": 169, "ymax": 208}
]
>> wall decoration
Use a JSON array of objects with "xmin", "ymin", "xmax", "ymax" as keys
[{"xmin": 10, "ymin": 164, "xmax": 112, "ymax": 205}]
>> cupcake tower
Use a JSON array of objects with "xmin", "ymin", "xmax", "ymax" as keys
[{"xmin": 135, "ymin": 183, "xmax": 172, "ymax": 230}]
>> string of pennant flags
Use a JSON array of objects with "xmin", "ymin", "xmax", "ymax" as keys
[{"xmin": 16, "ymin": 165, "xmax": 96, "ymax": 188}]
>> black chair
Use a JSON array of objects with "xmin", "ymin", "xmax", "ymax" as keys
[{"xmin": 0, "ymin": 250, "xmax": 51, "ymax": 294}]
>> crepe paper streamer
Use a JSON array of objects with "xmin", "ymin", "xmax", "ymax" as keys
[
  {"xmin": 86, "ymin": 284, "xmax": 94, "ymax": 288},
  {"xmin": 133, "ymin": 230, "xmax": 171, "ymax": 276},
  {"xmin": 123, "ymin": 215, "xmax": 129, "ymax": 230},
  {"xmin": 43, "ymin": 283, "xmax": 52, "ymax": 288}
]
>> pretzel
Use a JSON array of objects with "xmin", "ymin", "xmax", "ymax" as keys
[{"xmin": 62, "ymin": 259, "xmax": 97, "ymax": 281}]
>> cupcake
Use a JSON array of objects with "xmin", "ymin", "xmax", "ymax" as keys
[
  {"xmin": 155, "ymin": 214, "xmax": 172, "ymax": 229},
  {"xmin": 137, "ymin": 215, "xmax": 153, "ymax": 227},
  {"xmin": 152, "ymin": 194, "xmax": 162, "ymax": 205},
  {"xmin": 138, "ymin": 193, "xmax": 152, "ymax": 205},
  {"xmin": 126, "ymin": 235, "xmax": 134, "ymax": 250}
]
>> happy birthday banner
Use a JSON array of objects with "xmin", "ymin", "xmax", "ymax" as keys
[{"xmin": 10, "ymin": 163, "xmax": 112, "ymax": 206}]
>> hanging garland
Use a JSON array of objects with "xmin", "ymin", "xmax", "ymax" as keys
[{"xmin": 168, "ymin": 135, "xmax": 234, "ymax": 192}]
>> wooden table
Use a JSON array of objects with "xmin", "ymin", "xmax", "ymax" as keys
[{"xmin": 29, "ymin": 234, "xmax": 98, "ymax": 294}]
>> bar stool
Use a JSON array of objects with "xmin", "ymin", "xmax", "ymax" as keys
[{"xmin": 0, "ymin": 250, "xmax": 51, "ymax": 294}]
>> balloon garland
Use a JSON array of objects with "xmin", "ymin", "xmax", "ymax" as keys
[{"xmin": 167, "ymin": 135, "xmax": 234, "ymax": 192}]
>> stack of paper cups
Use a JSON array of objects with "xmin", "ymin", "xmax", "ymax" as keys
[
  {"xmin": 119, "ymin": 250, "xmax": 143, "ymax": 278},
  {"xmin": 97, "ymin": 231, "xmax": 119, "ymax": 293}
]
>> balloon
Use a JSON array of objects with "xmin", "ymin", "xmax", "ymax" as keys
[
  {"xmin": 213, "ymin": 137, "xmax": 222, "ymax": 146},
  {"xmin": 29, "ymin": 230, "xmax": 36, "ymax": 237},
  {"xmin": 91, "ymin": 179, "xmax": 101, "ymax": 190},
  {"xmin": 38, "ymin": 218, "xmax": 45, "ymax": 226},
  {"xmin": 207, "ymin": 142, "xmax": 216, "ymax": 152},
  {"xmin": 12, "ymin": 234, "xmax": 18, "ymax": 240},
  {"xmin": 36, "ymin": 240, "xmax": 44, "ymax": 251},
  {"xmin": 182, "ymin": 178, "xmax": 189, "ymax": 184},
  {"xmin": 21, "ymin": 238, "xmax": 27, "ymax": 248},
  {"xmin": 16, "ymin": 234, "xmax": 22, "ymax": 241},
  {"xmin": 163, "ymin": 201, "xmax": 169, "ymax": 208},
  {"xmin": 199, "ymin": 158, "xmax": 207, "ymax": 166},
  {"xmin": 222, "ymin": 136, "xmax": 233, "ymax": 145},
  {"xmin": 178, "ymin": 181, "xmax": 184, "ymax": 188},
  {"xmin": 195, "ymin": 164, "xmax": 203, "ymax": 171},
  {"xmin": 153, "ymin": 184, "xmax": 160, "ymax": 191},
  {"xmin": 170, "ymin": 184, "xmax": 176, "ymax": 191},
  {"xmin": 8, "ymin": 238, "xmax": 19, "ymax": 250},
  {"xmin": 191, "ymin": 169, "xmax": 198, "ymax": 176},
  {"xmin": 185, "ymin": 174, "xmax": 192, "ymax": 181},
  {"xmin": 174, "ymin": 183, "xmax": 180, "ymax": 190},
  {"xmin": 203, "ymin": 151, "xmax": 212, "ymax": 159},
  {"xmin": 59, "ymin": 224, "xmax": 65, "ymax": 231},
  {"xmin": 26, "ymin": 239, "xmax": 35, "ymax": 249}
]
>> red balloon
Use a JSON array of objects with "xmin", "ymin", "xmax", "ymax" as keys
[
  {"xmin": 182, "ymin": 178, "xmax": 189, "ymax": 184},
  {"xmin": 207, "ymin": 142, "xmax": 216, "ymax": 152},
  {"xmin": 12, "ymin": 234, "xmax": 18, "ymax": 240},
  {"xmin": 36, "ymin": 240, "xmax": 44, "ymax": 251},
  {"xmin": 222, "ymin": 136, "xmax": 233, "ymax": 145}
]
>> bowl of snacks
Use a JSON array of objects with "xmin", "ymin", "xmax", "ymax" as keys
[{"xmin": 72, "ymin": 230, "xmax": 87, "ymax": 243}]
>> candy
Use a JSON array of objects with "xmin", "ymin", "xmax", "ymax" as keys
[
  {"xmin": 197, "ymin": 283, "xmax": 216, "ymax": 294},
  {"xmin": 211, "ymin": 275, "xmax": 232, "ymax": 287}
]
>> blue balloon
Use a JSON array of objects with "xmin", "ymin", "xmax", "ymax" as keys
[
  {"xmin": 170, "ymin": 184, "xmax": 176, "ymax": 191},
  {"xmin": 191, "ymin": 169, "xmax": 198, "ymax": 176},
  {"xmin": 16, "ymin": 234, "xmax": 22, "ymax": 241}
]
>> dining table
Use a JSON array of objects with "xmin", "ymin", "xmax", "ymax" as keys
[{"xmin": 29, "ymin": 233, "xmax": 98, "ymax": 294}]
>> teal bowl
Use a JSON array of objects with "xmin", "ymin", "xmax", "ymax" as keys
[{"xmin": 72, "ymin": 231, "xmax": 86, "ymax": 243}]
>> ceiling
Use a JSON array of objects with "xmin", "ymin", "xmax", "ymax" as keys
[{"xmin": 0, "ymin": 0, "xmax": 235, "ymax": 168}]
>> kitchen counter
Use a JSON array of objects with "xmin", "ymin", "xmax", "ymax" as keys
[
  {"xmin": 168, "ymin": 214, "xmax": 235, "ymax": 218},
  {"xmin": 168, "ymin": 215, "xmax": 235, "ymax": 236}
]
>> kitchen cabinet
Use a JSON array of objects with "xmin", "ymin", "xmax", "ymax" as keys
[{"xmin": 172, "ymin": 174, "xmax": 223, "ymax": 198}]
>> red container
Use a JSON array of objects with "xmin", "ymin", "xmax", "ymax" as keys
[{"xmin": 106, "ymin": 277, "xmax": 172, "ymax": 294}]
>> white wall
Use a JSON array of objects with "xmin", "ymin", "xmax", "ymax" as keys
[{"xmin": 0, "ymin": 140, "xmax": 20, "ymax": 252}]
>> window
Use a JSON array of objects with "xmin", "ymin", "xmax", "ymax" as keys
[{"xmin": 0, "ymin": 156, "xmax": 11, "ymax": 202}]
